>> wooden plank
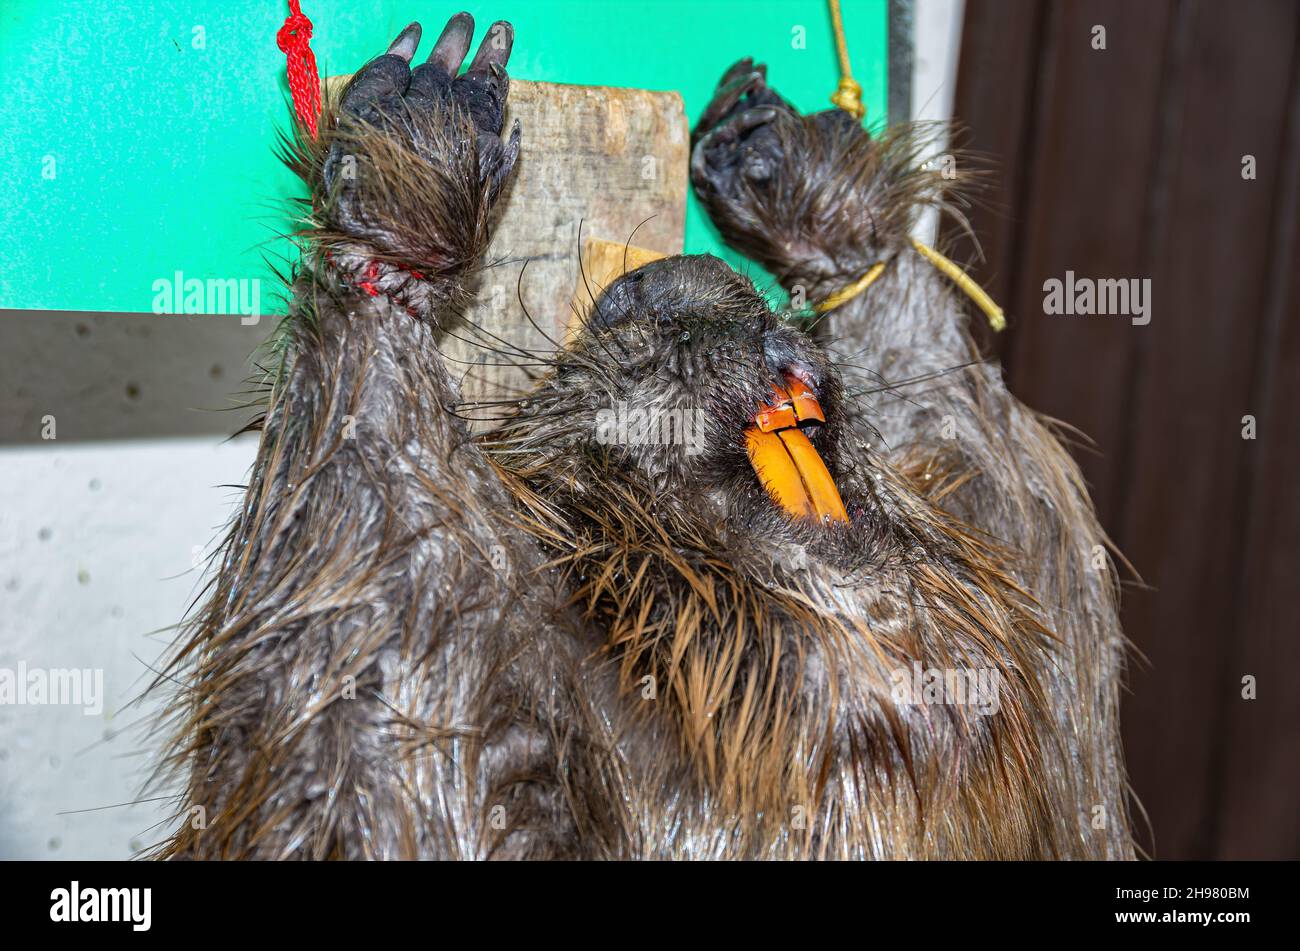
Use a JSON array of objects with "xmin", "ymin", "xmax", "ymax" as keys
[
  {"xmin": 1114, "ymin": 0, "xmax": 1300, "ymax": 859},
  {"xmin": 439, "ymin": 79, "xmax": 687, "ymax": 407}
]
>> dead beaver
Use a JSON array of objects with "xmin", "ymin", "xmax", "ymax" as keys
[{"xmin": 153, "ymin": 14, "xmax": 1133, "ymax": 859}]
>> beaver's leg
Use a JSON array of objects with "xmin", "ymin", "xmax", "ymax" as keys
[
  {"xmin": 155, "ymin": 16, "xmax": 593, "ymax": 860},
  {"xmin": 690, "ymin": 61, "xmax": 1134, "ymax": 858}
]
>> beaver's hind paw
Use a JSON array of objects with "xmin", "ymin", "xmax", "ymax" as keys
[
  {"xmin": 325, "ymin": 15, "xmax": 519, "ymax": 201},
  {"xmin": 314, "ymin": 14, "xmax": 522, "ymax": 287},
  {"xmin": 690, "ymin": 58, "xmax": 793, "ymax": 198}
]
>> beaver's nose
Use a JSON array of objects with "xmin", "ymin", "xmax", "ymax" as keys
[{"xmin": 761, "ymin": 333, "xmax": 821, "ymax": 390}]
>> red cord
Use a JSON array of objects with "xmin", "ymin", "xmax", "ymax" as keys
[
  {"xmin": 277, "ymin": 0, "xmax": 321, "ymax": 138},
  {"xmin": 356, "ymin": 261, "xmax": 381, "ymax": 297}
]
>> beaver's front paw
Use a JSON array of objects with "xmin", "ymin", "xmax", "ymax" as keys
[{"xmin": 319, "ymin": 14, "xmax": 520, "ymax": 276}]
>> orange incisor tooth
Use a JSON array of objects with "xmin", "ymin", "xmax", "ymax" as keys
[
  {"xmin": 755, "ymin": 404, "xmax": 798, "ymax": 433},
  {"xmin": 747, "ymin": 378, "xmax": 848, "ymax": 524},
  {"xmin": 746, "ymin": 428, "xmax": 817, "ymax": 519},
  {"xmin": 775, "ymin": 427, "xmax": 848, "ymax": 523},
  {"xmin": 784, "ymin": 377, "xmax": 826, "ymax": 424}
]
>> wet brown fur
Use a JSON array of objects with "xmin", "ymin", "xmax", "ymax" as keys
[{"xmin": 151, "ymin": 41, "xmax": 1133, "ymax": 860}]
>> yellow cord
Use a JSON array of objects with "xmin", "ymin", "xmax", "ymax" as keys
[
  {"xmin": 812, "ymin": 262, "xmax": 886, "ymax": 313},
  {"xmin": 817, "ymin": 1, "xmax": 1005, "ymax": 331},
  {"xmin": 812, "ymin": 244, "xmax": 1007, "ymax": 332},
  {"xmin": 828, "ymin": 0, "xmax": 866, "ymax": 121},
  {"xmin": 911, "ymin": 240, "xmax": 1007, "ymax": 331}
]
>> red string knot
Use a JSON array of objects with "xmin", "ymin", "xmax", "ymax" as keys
[{"xmin": 278, "ymin": 0, "xmax": 321, "ymax": 138}]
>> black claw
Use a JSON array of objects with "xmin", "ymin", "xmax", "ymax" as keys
[
  {"xmin": 735, "ymin": 106, "xmax": 778, "ymax": 133},
  {"xmin": 489, "ymin": 61, "xmax": 510, "ymax": 98},
  {"xmin": 469, "ymin": 20, "xmax": 514, "ymax": 72},
  {"xmin": 692, "ymin": 56, "xmax": 795, "ymax": 156},
  {"xmin": 387, "ymin": 22, "xmax": 422, "ymax": 62},
  {"xmin": 718, "ymin": 57, "xmax": 757, "ymax": 89},
  {"xmin": 488, "ymin": 119, "xmax": 522, "ymax": 197},
  {"xmin": 503, "ymin": 118, "xmax": 522, "ymax": 164},
  {"xmin": 694, "ymin": 72, "xmax": 764, "ymax": 143},
  {"xmin": 690, "ymin": 140, "xmax": 712, "ymax": 185},
  {"xmin": 705, "ymin": 106, "xmax": 774, "ymax": 149},
  {"xmin": 429, "ymin": 12, "xmax": 475, "ymax": 73}
]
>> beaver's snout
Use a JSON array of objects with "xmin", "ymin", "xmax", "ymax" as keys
[{"xmin": 570, "ymin": 253, "xmax": 850, "ymax": 524}]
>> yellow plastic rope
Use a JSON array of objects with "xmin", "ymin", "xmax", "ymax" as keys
[
  {"xmin": 817, "ymin": 1, "xmax": 1005, "ymax": 331},
  {"xmin": 812, "ymin": 262, "xmax": 886, "ymax": 313},
  {"xmin": 828, "ymin": 0, "xmax": 866, "ymax": 121},
  {"xmin": 812, "ymin": 244, "xmax": 1007, "ymax": 332},
  {"xmin": 911, "ymin": 240, "xmax": 1007, "ymax": 331}
]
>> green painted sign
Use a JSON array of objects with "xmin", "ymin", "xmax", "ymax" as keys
[{"xmin": 0, "ymin": 0, "xmax": 886, "ymax": 313}]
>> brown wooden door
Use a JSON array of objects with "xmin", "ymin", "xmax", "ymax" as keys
[{"xmin": 947, "ymin": 0, "xmax": 1300, "ymax": 859}]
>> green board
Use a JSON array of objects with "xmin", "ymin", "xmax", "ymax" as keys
[{"xmin": 0, "ymin": 0, "xmax": 886, "ymax": 314}]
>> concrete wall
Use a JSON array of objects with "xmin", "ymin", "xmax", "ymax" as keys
[{"xmin": 0, "ymin": 438, "xmax": 256, "ymax": 858}]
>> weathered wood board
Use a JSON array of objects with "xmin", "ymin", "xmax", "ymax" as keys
[{"xmin": 449, "ymin": 79, "xmax": 687, "ymax": 407}]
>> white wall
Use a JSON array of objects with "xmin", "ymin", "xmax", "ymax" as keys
[
  {"xmin": 0, "ymin": 437, "xmax": 256, "ymax": 859},
  {"xmin": 911, "ymin": 0, "xmax": 967, "ymax": 245}
]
